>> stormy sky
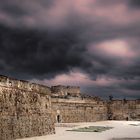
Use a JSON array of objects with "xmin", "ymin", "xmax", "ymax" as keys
[{"xmin": 0, "ymin": 0, "xmax": 140, "ymax": 99}]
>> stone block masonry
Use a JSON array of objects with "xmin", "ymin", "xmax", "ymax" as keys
[
  {"xmin": 51, "ymin": 98, "xmax": 107, "ymax": 123},
  {"xmin": 0, "ymin": 75, "xmax": 140, "ymax": 140},
  {"xmin": 108, "ymin": 100, "xmax": 140, "ymax": 120},
  {"xmin": 51, "ymin": 85, "xmax": 80, "ymax": 97},
  {"xmin": 51, "ymin": 85, "xmax": 140, "ymax": 123},
  {"xmin": 0, "ymin": 75, "xmax": 55, "ymax": 140}
]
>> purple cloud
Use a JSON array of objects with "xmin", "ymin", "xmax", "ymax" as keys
[{"xmin": 0, "ymin": 0, "xmax": 140, "ymax": 99}]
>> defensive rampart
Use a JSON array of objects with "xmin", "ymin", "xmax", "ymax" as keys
[
  {"xmin": 51, "ymin": 97, "xmax": 107, "ymax": 123},
  {"xmin": 107, "ymin": 99, "xmax": 140, "ymax": 120},
  {"xmin": 0, "ymin": 75, "xmax": 140, "ymax": 140},
  {"xmin": 0, "ymin": 75, "xmax": 55, "ymax": 140}
]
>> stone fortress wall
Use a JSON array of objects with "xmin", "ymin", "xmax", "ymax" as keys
[
  {"xmin": 0, "ymin": 75, "xmax": 140, "ymax": 140},
  {"xmin": 51, "ymin": 85, "xmax": 80, "ymax": 97},
  {"xmin": 51, "ymin": 86, "xmax": 140, "ymax": 123},
  {"xmin": 107, "ymin": 99, "xmax": 140, "ymax": 120},
  {"xmin": 51, "ymin": 85, "xmax": 107, "ymax": 123},
  {"xmin": 0, "ymin": 75, "xmax": 55, "ymax": 140},
  {"xmin": 51, "ymin": 97, "xmax": 107, "ymax": 123}
]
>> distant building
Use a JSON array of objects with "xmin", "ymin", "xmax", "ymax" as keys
[{"xmin": 51, "ymin": 85, "xmax": 80, "ymax": 97}]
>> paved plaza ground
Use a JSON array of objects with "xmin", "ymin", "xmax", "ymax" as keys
[{"xmin": 17, "ymin": 121, "xmax": 140, "ymax": 140}]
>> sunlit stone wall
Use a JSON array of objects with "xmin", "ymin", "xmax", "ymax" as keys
[
  {"xmin": 108, "ymin": 100, "xmax": 140, "ymax": 120},
  {"xmin": 0, "ymin": 75, "xmax": 55, "ymax": 140},
  {"xmin": 51, "ymin": 97, "xmax": 107, "ymax": 123}
]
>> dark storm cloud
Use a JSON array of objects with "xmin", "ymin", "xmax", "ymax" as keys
[
  {"xmin": 0, "ymin": 5, "xmax": 26, "ymax": 18},
  {"xmin": 0, "ymin": 0, "xmax": 140, "ymax": 98},
  {"xmin": 0, "ymin": 23, "xmax": 91, "ymax": 79},
  {"xmin": 129, "ymin": 0, "xmax": 140, "ymax": 8},
  {"xmin": 81, "ymin": 77, "xmax": 140, "ymax": 99},
  {"xmin": 82, "ymin": 85, "xmax": 140, "ymax": 99}
]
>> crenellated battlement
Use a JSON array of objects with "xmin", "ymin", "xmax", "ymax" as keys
[
  {"xmin": 0, "ymin": 75, "xmax": 51, "ymax": 95},
  {"xmin": 51, "ymin": 85, "xmax": 80, "ymax": 97}
]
